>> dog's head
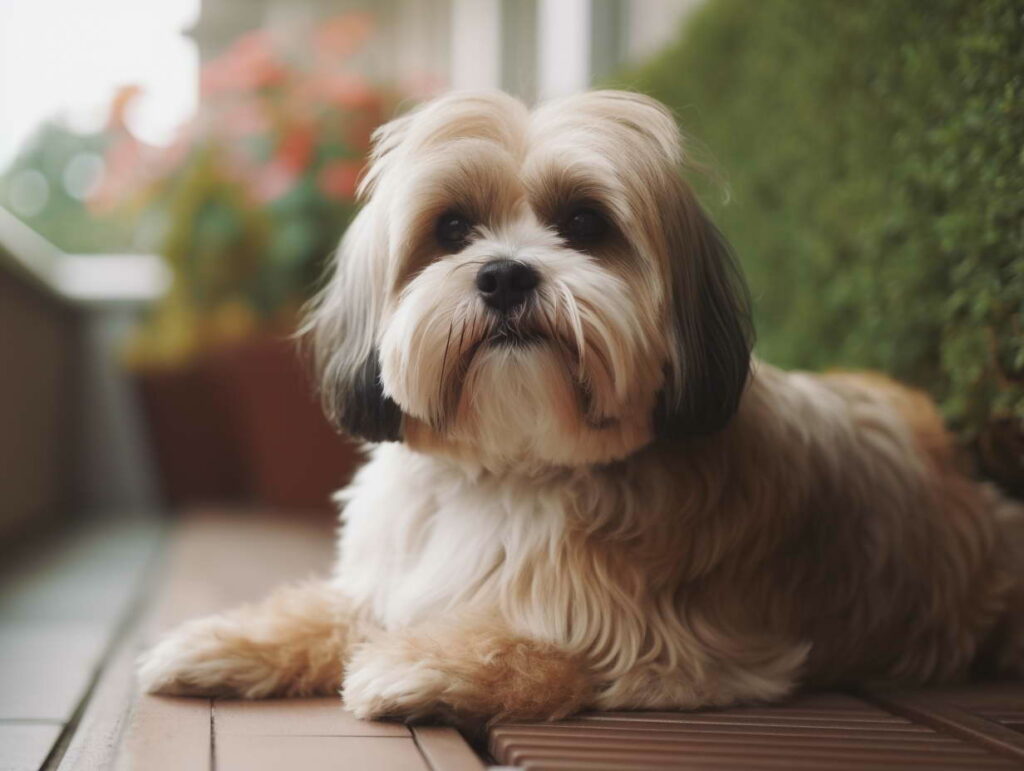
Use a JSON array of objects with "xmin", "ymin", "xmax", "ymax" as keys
[{"xmin": 305, "ymin": 90, "xmax": 752, "ymax": 469}]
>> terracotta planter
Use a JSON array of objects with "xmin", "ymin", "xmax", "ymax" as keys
[
  {"xmin": 136, "ymin": 336, "xmax": 362, "ymax": 511},
  {"xmin": 135, "ymin": 359, "xmax": 247, "ymax": 507},
  {"xmin": 208, "ymin": 336, "xmax": 362, "ymax": 511}
]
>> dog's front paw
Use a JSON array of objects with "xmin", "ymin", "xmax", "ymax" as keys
[
  {"xmin": 137, "ymin": 581, "xmax": 350, "ymax": 699},
  {"xmin": 138, "ymin": 615, "xmax": 269, "ymax": 698},
  {"xmin": 342, "ymin": 641, "xmax": 451, "ymax": 721},
  {"xmin": 342, "ymin": 626, "xmax": 590, "ymax": 724}
]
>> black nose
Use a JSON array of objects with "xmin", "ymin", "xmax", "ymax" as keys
[{"xmin": 475, "ymin": 259, "xmax": 539, "ymax": 313}]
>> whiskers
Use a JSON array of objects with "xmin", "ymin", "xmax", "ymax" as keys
[
  {"xmin": 429, "ymin": 272, "xmax": 624, "ymax": 433},
  {"xmin": 433, "ymin": 301, "xmax": 488, "ymax": 431}
]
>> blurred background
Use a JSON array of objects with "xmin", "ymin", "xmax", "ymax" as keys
[{"xmin": 1, "ymin": 0, "xmax": 1021, "ymax": 548}]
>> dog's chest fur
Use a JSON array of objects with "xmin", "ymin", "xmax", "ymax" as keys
[
  {"xmin": 333, "ymin": 367, "xmax": 875, "ymax": 635},
  {"xmin": 335, "ymin": 443, "xmax": 605, "ymax": 632}
]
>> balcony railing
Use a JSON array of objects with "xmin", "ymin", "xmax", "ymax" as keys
[{"xmin": 0, "ymin": 206, "xmax": 164, "ymax": 545}]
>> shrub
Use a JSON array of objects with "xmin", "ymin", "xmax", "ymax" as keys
[{"xmin": 625, "ymin": 0, "xmax": 1023, "ymax": 482}]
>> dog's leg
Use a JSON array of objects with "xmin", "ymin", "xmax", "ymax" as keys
[
  {"xmin": 342, "ymin": 617, "xmax": 591, "ymax": 724},
  {"xmin": 138, "ymin": 580, "xmax": 353, "ymax": 698}
]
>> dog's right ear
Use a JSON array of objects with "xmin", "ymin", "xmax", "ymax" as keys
[{"xmin": 301, "ymin": 205, "xmax": 403, "ymax": 443}]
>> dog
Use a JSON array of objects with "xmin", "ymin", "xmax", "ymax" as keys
[{"xmin": 139, "ymin": 90, "xmax": 1024, "ymax": 724}]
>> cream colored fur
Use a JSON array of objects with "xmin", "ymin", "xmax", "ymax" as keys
[{"xmin": 139, "ymin": 90, "xmax": 1024, "ymax": 725}]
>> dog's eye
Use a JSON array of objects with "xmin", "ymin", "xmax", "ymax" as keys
[
  {"xmin": 436, "ymin": 213, "xmax": 473, "ymax": 251},
  {"xmin": 560, "ymin": 208, "xmax": 608, "ymax": 248}
]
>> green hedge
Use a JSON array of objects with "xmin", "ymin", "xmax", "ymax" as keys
[{"xmin": 625, "ymin": 0, "xmax": 1023, "ymax": 439}]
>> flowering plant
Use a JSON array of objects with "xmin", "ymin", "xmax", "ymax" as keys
[{"xmin": 101, "ymin": 14, "xmax": 398, "ymax": 365}]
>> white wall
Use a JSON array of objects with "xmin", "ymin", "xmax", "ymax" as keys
[
  {"xmin": 449, "ymin": 0, "xmax": 502, "ymax": 91},
  {"xmin": 537, "ymin": 0, "xmax": 591, "ymax": 99}
]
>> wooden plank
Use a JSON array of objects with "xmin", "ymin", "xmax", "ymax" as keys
[
  {"xmin": 491, "ymin": 724, "xmax": 966, "ymax": 747},
  {"xmin": 490, "ymin": 689, "xmax": 1021, "ymax": 771},
  {"xmin": 145, "ymin": 509, "xmax": 336, "ymax": 639},
  {"xmin": 506, "ymin": 754, "xmax": 1003, "ymax": 770},
  {"xmin": 55, "ymin": 618, "xmax": 150, "ymax": 771},
  {"xmin": 214, "ymin": 698, "xmax": 408, "ymax": 737},
  {"xmin": 115, "ymin": 510, "xmax": 338, "ymax": 770},
  {"xmin": 73, "ymin": 510, "xmax": 483, "ymax": 771},
  {"xmin": 491, "ymin": 732, "xmax": 1006, "ymax": 760},
  {"xmin": 865, "ymin": 690, "xmax": 1024, "ymax": 764},
  {"xmin": 891, "ymin": 681, "xmax": 1024, "ymax": 729},
  {"xmin": 215, "ymin": 735, "xmax": 428, "ymax": 771},
  {"xmin": 118, "ymin": 697, "xmax": 212, "ymax": 771},
  {"xmin": 411, "ymin": 726, "xmax": 486, "ymax": 771},
  {"xmin": 0, "ymin": 723, "xmax": 62, "ymax": 771},
  {"xmin": 502, "ymin": 745, "xmax": 1014, "ymax": 771},
  {"xmin": 564, "ymin": 712, "xmax": 932, "ymax": 732}
]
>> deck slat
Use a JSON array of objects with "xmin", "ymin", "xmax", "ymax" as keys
[
  {"xmin": 215, "ymin": 734, "xmax": 429, "ymax": 771},
  {"xmin": 215, "ymin": 698, "xmax": 409, "ymax": 737},
  {"xmin": 489, "ymin": 689, "xmax": 1024, "ymax": 770},
  {"xmin": 110, "ymin": 510, "xmax": 481, "ymax": 770},
  {"xmin": 865, "ymin": 689, "xmax": 1024, "ymax": 764},
  {"xmin": 411, "ymin": 725, "xmax": 487, "ymax": 771},
  {"xmin": 120, "ymin": 697, "xmax": 212, "ymax": 771},
  {"xmin": 120, "ymin": 510, "xmax": 338, "ymax": 770}
]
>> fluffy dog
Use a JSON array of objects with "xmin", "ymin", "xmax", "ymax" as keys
[{"xmin": 139, "ymin": 90, "xmax": 1024, "ymax": 724}]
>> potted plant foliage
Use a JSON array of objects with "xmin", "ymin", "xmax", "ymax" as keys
[{"xmin": 100, "ymin": 14, "xmax": 400, "ymax": 510}]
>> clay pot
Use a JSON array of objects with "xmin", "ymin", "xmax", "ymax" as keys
[{"xmin": 136, "ymin": 335, "xmax": 362, "ymax": 512}]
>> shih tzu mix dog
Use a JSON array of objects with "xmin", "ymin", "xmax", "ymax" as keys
[{"xmin": 139, "ymin": 90, "xmax": 1024, "ymax": 724}]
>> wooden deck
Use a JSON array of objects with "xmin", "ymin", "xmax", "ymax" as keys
[
  {"xmin": 2, "ymin": 509, "xmax": 1022, "ymax": 770},
  {"xmin": 490, "ymin": 686, "xmax": 1024, "ymax": 769}
]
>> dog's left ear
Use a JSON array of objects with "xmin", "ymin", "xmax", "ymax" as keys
[
  {"xmin": 298, "ymin": 109, "xmax": 420, "ymax": 443},
  {"xmin": 300, "ymin": 203, "xmax": 403, "ymax": 443},
  {"xmin": 656, "ymin": 181, "xmax": 754, "ymax": 438}
]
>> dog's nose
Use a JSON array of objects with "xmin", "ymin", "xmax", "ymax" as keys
[{"xmin": 475, "ymin": 259, "xmax": 539, "ymax": 313}]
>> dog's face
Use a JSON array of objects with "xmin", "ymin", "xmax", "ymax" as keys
[{"xmin": 306, "ymin": 91, "xmax": 752, "ymax": 469}]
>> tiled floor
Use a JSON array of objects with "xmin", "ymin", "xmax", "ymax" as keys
[
  {"xmin": 0, "ymin": 511, "xmax": 482, "ymax": 771},
  {"xmin": 2, "ymin": 510, "xmax": 1022, "ymax": 771},
  {"xmin": 0, "ymin": 517, "xmax": 162, "ymax": 771}
]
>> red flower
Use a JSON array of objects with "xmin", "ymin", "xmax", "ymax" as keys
[
  {"xmin": 317, "ymin": 159, "xmax": 363, "ymax": 200},
  {"xmin": 201, "ymin": 30, "xmax": 287, "ymax": 98},
  {"xmin": 93, "ymin": 11, "xmax": 396, "ymax": 216},
  {"xmin": 215, "ymin": 100, "xmax": 272, "ymax": 138},
  {"xmin": 254, "ymin": 160, "xmax": 300, "ymax": 203},
  {"xmin": 277, "ymin": 125, "xmax": 315, "ymax": 174}
]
